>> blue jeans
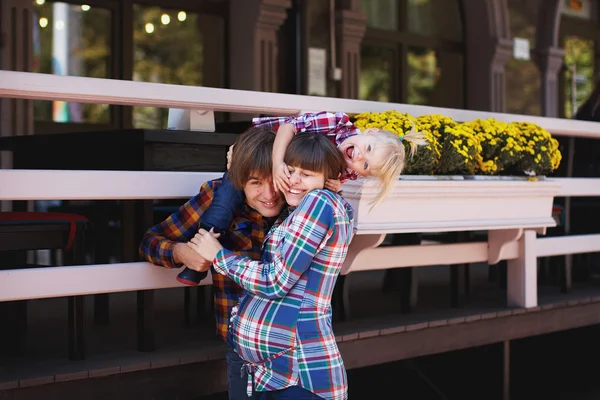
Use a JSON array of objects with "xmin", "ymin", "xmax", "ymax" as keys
[
  {"xmin": 226, "ymin": 345, "xmax": 320, "ymax": 400},
  {"xmin": 226, "ymin": 344, "xmax": 248, "ymax": 400},
  {"xmin": 202, "ymin": 172, "xmax": 244, "ymax": 233},
  {"xmin": 252, "ymin": 386, "xmax": 322, "ymax": 400}
]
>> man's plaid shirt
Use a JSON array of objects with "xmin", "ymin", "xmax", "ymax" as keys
[
  {"xmin": 252, "ymin": 111, "xmax": 360, "ymax": 182},
  {"xmin": 213, "ymin": 190, "xmax": 354, "ymax": 400},
  {"xmin": 138, "ymin": 179, "xmax": 273, "ymax": 342}
]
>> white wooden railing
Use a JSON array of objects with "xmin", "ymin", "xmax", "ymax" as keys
[{"xmin": 1, "ymin": 71, "xmax": 600, "ymax": 311}]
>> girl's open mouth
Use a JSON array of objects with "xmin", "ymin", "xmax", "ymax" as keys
[{"xmin": 344, "ymin": 146, "xmax": 355, "ymax": 160}]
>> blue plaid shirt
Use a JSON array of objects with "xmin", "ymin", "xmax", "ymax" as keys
[{"xmin": 213, "ymin": 190, "xmax": 354, "ymax": 399}]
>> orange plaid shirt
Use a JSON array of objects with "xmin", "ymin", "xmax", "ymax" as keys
[{"xmin": 139, "ymin": 179, "xmax": 274, "ymax": 341}]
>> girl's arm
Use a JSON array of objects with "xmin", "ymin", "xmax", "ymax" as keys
[
  {"xmin": 213, "ymin": 191, "xmax": 333, "ymax": 299},
  {"xmin": 253, "ymin": 111, "xmax": 353, "ymax": 136},
  {"xmin": 272, "ymin": 123, "xmax": 296, "ymax": 192}
]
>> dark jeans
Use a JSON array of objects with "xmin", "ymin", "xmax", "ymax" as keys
[
  {"xmin": 226, "ymin": 344, "xmax": 248, "ymax": 400},
  {"xmin": 202, "ymin": 172, "xmax": 244, "ymax": 233},
  {"xmin": 252, "ymin": 386, "xmax": 322, "ymax": 400}
]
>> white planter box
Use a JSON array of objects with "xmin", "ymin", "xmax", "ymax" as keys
[{"xmin": 341, "ymin": 178, "xmax": 561, "ymax": 234}]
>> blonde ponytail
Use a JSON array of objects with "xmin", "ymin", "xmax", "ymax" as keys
[
  {"xmin": 367, "ymin": 125, "xmax": 428, "ymax": 209},
  {"xmin": 402, "ymin": 121, "xmax": 429, "ymax": 158}
]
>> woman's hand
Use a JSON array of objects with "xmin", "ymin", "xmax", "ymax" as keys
[
  {"xmin": 273, "ymin": 162, "xmax": 291, "ymax": 192},
  {"xmin": 186, "ymin": 228, "xmax": 223, "ymax": 264}
]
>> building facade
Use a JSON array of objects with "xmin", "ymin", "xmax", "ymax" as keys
[{"xmin": 1, "ymin": 0, "xmax": 598, "ymax": 138}]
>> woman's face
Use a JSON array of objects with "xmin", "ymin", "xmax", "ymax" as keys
[{"xmin": 284, "ymin": 165, "xmax": 325, "ymax": 207}]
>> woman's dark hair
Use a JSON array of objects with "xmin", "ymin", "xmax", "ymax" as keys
[{"xmin": 284, "ymin": 134, "xmax": 346, "ymax": 180}]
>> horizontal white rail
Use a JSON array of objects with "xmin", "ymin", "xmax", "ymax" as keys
[
  {"xmin": 551, "ymin": 178, "xmax": 600, "ymax": 197},
  {"xmin": 1, "ymin": 71, "xmax": 600, "ymax": 137},
  {"xmin": 537, "ymin": 234, "xmax": 600, "ymax": 257},
  {"xmin": 0, "ymin": 262, "xmax": 212, "ymax": 302},
  {"xmin": 2, "ymin": 171, "xmax": 599, "ymax": 201},
  {"xmin": 0, "ymin": 170, "xmax": 221, "ymax": 200},
  {"xmin": 2, "ymin": 233, "xmax": 597, "ymax": 302}
]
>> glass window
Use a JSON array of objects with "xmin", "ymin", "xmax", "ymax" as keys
[
  {"xmin": 359, "ymin": 0, "xmax": 398, "ymax": 30},
  {"xmin": 407, "ymin": 47, "xmax": 439, "ymax": 105},
  {"xmin": 407, "ymin": 0, "xmax": 435, "ymax": 37},
  {"xmin": 563, "ymin": 36, "xmax": 595, "ymax": 118},
  {"xmin": 132, "ymin": 5, "xmax": 207, "ymax": 129},
  {"xmin": 359, "ymin": 0, "xmax": 464, "ymax": 107},
  {"xmin": 32, "ymin": 1, "xmax": 112, "ymax": 123},
  {"xmin": 306, "ymin": 0, "xmax": 339, "ymax": 97},
  {"xmin": 505, "ymin": 0, "xmax": 541, "ymax": 116},
  {"xmin": 359, "ymin": 45, "xmax": 396, "ymax": 102}
]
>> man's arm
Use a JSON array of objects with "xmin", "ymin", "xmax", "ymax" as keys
[{"xmin": 139, "ymin": 183, "xmax": 214, "ymax": 269}]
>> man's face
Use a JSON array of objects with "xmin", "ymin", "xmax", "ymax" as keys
[{"xmin": 242, "ymin": 173, "xmax": 285, "ymax": 218}]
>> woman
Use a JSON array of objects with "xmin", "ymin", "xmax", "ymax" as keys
[{"xmin": 187, "ymin": 134, "xmax": 354, "ymax": 400}]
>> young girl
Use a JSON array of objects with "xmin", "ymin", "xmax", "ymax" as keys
[
  {"xmin": 176, "ymin": 111, "xmax": 426, "ymax": 285},
  {"xmin": 187, "ymin": 134, "xmax": 353, "ymax": 400},
  {"xmin": 254, "ymin": 111, "xmax": 428, "ymax": 206}
]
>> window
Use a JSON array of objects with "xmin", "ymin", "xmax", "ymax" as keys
[
  {"xmin": 360, "ymin": 45, "xmax": 396, "ymax": 102},
  {"xmin": 559, "ymin": 0, "xmax": 598, "ymax": 118},
  {"xmin": 563, "ymin": 36, "xmax": 596, "ymax": 118},
  {"xmin": 358, "ymin": 0, "xmax": 464, "ymax": 108},
  {"xmin": 32, "ymin": 1, "xmax": 112, "ymax": 124},
  {"xmin": 132, "ymin": 4, "xmax": 225, "ymax": 129},
  {"xmin": 505, "ymin": 0, "xmax": 542, "ymax": 116}
]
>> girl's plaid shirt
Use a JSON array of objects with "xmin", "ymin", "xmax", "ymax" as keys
[
  {"xmin": 138, "ymin": 179, "xmax": 274, "ymax": 342},
  {"xmin": 212, "ymin": 190, "xmax": 354, "ymax": 400},
  {"xmin": 253, "ymin": 111, "xmax": 360, "ymax": 183}
]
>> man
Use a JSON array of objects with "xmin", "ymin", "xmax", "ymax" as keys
[{"xmin": 139, "ymin": 126, "xmax": 285, "ymax": 399}]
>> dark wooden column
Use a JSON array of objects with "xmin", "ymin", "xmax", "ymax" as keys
[
  {"xmin": 0, "ymin": 0, "xmax": 34, "ymax": 137},
  {"xmin": 0, "ymin": 0, "xmax": 34, "ymax": 214},
  {"xmin": 0, "ymin": 0, "xmax": 34, "ymax": 186},
  {"xmin": 461, "ymin": 0, "xmax": 513, "ymax": 112},
  {"xmin": 534, "ymin": 0, "xmax": 564, "ymax": 118},
  {"xmin": 336, "ymin": 1, "xmax": 366, "ymax": 99},
  {"xmin": 229, "ymin": 0, "xmax": 291, "ymax": 93}
]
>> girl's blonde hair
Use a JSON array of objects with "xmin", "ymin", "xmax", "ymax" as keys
[{"xmin": 364, "ymin": 123, "xmax": 428, "ymax": 208}]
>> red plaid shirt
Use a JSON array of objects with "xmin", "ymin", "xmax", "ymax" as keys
[
  {"xmin": 252, "ymin": 111, "xmax": 360, "ymax": 182},
  {"xmin": 138, "ymin": 179, "xmax": 273, "ymax": 341}
]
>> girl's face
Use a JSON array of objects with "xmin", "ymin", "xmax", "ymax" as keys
[
  {"xmin": 338, "ymin": 133, "xmax": 385, "ymax": 177},
  {"xmin": 284, "ymin": 165, "xmax": 325, "ymax": 207}
]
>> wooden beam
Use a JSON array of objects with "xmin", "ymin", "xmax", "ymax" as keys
[{"xmin": 338, "ymin": 300, "xmax": 600, "ymax": 370}]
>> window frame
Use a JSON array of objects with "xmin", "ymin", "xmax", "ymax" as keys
[
  {"xmin": 359, "ymin": 0, "xmax": 465, "ymax": 106},
  {"xmin": 558, "ymin": 7, "xmax": 600, "ymax": 119},
  {"xmin": 33, "ymin": 0, "xmax": 228, "ymax": 134}
]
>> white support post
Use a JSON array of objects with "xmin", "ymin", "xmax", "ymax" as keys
[{"xmin": 507, "ymin": 229, "xmax": 538, "ymax": 308}]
